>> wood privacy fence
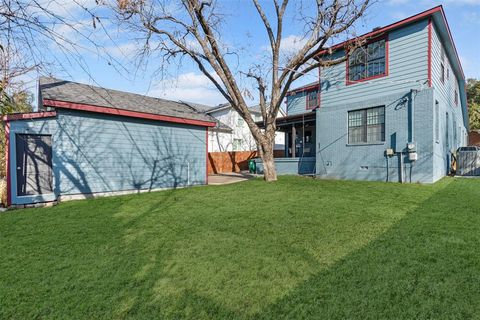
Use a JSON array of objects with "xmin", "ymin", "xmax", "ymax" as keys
[
  {"xmin": 208, "ymin": 150, "xmax": 284, "ymax": 174},
  {"xmin": 469, "ymin": 131, "xmax": 480, "ymax": 146}
]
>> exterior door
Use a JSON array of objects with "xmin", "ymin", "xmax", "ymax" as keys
[{"xmin": 15, "ymin": 134, "xmax": 53, "ymax": 196}]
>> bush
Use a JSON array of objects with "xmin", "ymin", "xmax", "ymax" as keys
[{"xmin": 0, "ymin": 178, "xmax": 6, "ymax": 207}]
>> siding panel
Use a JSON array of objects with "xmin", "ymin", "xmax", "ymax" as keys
[{"xmin": 8, "ymin": 109, "xmax": 207, "ymax": 204}]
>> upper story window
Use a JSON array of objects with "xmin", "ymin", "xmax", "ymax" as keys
[
  {"xmin": 348, "ymin": 106, "xmax": 385, "ymax": 144},
  {"xmin": 454, "ymin": 89, "xmax": 458, "ymax": 105},
  {"xmin": 347, "ymin": 38, "xmax": 387, "ymax": 84},
  {"xmin": 306, "ymin": 89, "xmax": 319, "ymax": 110}
]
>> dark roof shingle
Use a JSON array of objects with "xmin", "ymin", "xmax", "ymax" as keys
[{"xmin": 39, "ymin": 77, "xmax": 214, "ymax": 123}]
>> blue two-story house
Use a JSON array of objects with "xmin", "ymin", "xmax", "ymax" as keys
[{"xmin": 256, "ymin": 6, "xmax": 468, "ymax": 183}]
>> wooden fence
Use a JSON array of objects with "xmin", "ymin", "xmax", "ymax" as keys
[
  {"xmin": 469, "ymin": 131, "xmax": 480, "ymax": 146},
  {"xmin": 208, "ymin": 150, "xmax": 284, "ymax": 174}
]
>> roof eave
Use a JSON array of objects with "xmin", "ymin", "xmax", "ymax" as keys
[{"xmin": 43, "ymin": 99, "xmax": 216, "ymax": 127}]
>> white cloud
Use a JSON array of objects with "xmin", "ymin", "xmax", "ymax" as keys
[
  {"xmin": 150, "ymin": 72, "xmax": 227, "ymax": 106},
  {"xmin": 280, "ymin": 35, "xmax": 308, "ymax": 53},
  {"xmin": 104, "ymin": 42, "xmax": 140, "ymax": 59}
]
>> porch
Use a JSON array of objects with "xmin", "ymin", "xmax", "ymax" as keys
[{"xmin": 255, "ymin": 111, "xmax": 317, "ymax": 175}]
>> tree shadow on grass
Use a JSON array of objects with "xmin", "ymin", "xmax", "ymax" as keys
[
  {"xmin": 256, "ymin": 179, "xmax": 480, "ymax": 320},
  {"xmin": 107, "ymin": 180, "xmax": 445, "ymax": 319}
]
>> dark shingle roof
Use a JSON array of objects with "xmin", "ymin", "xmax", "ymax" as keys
[
  {"xmin": 179, "ymin": 101, "xmax": 233, "ymax": 133},
  {"xmin": 39, "ymin": 77, "xmax": 214, "ymax": 123}
]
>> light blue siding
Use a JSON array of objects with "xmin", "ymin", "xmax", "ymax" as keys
[
  {"xmin": 286, "ymin": 91, "xmax": 307, "ymax": 115},
  {"xmin": 316, "ymin": 89, "xmax": 435, "ymax": 183},
  {"xmin": 9, "ymin": 109, "xmax": 207, "ymax": 204},
  {"xmin": 281, "ymin": 17, "xmax": 466, "ymax": 183},
  {"xmin": 430, "ymin": 23, "xmax": 468, "ymax": 181},
  {"xmin": 313, "ymin": 19, "xmax": 437, "ymax": 183},
  {"xmin": 320, "ymin": 20, "xmax": 429, "ymax": 106}
]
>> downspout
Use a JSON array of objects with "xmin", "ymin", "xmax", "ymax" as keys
[
  {"xmin": 4, "ymin": 119, "xmax": 11, "ymax": 207},
  {"xmin": 409, "ymin": 89, "xmax": 416, "ymax": 144},
  {"xmin": 408, "ymin": 89, "xmax": 418, "ymax": 183}
]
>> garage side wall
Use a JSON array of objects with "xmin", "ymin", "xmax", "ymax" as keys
[{"xmin": 9, "ymin": 109, "xmax": 207, "ymax": 204}]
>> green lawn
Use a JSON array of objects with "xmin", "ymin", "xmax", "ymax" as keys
[{"xmin": 1, "ymin": 177, "xmax": 480, "ymax": 319}]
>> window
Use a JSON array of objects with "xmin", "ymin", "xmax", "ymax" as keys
[
  {"xmin": 237, "ymin": 117, "xmax": 244, "ymax": 126},
  {"xmin": 435, "ymin": 101, "xmax": 440, "ymax": 142},
  {"xmin": 306, "ymin": 89, "xmax": 319, "ymax": 110},
  {"xmin": 454, "ymin": 89, "xmax": 458, "ymax": 106},
  {"xmin": 233, "ymin": 139, "xmax": 243, "ymax": 151},
  {"xmin": 348, "ymin": 38, "xmax": 387, "ymax": 83},
  {"xmin": 348, "ymin": 106, "xmax": 385, "ymax": 144},
  {"xmin": 453, "ymin": 118, "xmax": 457, "ymax": 146},
  {"xmin": 440, "ymin": 63, "xmax": 445, "ymax": 84},
  {"xmin": 447, "ymin": 68, "xmax": 450, "ymax": 80}
]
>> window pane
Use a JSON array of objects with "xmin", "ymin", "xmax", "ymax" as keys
[
  {"xmin": 367, "ymin": 124, "xmax": 385, "ymax": 142},
  {"xmin": 367, "ymin": 107, "xmax": 385, "ymax": 125},
  {"xmin": 348, "ymin": 110, "xmax": 365, "ymax": 143},
  {"xmin": 348, "ymin": 106, "xmax": 385, "ymax": 144},
  {"xmin": 348, "ymin": 49, "xmax": 367, "ymax": 81},
  {"xmin": 307, "ymin": 90, "xmax": 318, "ymax": 108},
  {"xmin": 349, "ymin": 126, "xmax": 366, "ymax": 144},
  {"xmin": 349, "ymin": 39, "xmax": 386, "ymax": 81}
]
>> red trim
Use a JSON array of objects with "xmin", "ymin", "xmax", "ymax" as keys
[
  {"xmin": 305, "ymin": 87, "xmax": 320, "ymax": 110},
  {"xmin": 316, "ymin": 6, "xmax": 443, "ymax": 57},
  {"xmin": 3, "ymin": 111, "xmax": 57, "ymax": 122},
  {"xmin": 286, "ymin": 83, "xmax": 320, "ymax": 97},
  {"xmin": 345, "ymin": 35, "xmax": 389, "ymax": 86},
  {"xmin": 43, "ymin": 99, "xmax": 216, "ymax": 128},
  {"xmin": 428, "ymin": 17, "xmax": 432, "ymax": 87},
  {"xmin": 5, "ymin": 121, "xmax": 11, "ymax": 207},
  {"xmin": 205, "ymin": 127, "xmax": 209, "ymax": 184},
  {"xmin": 438, "ymin": 6, "xmax": 465, "ymax": 80},
  {"xmin": 315, "ymin": 5, "xmax": 465, "ymax": 82}
]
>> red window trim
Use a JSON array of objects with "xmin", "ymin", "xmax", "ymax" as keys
[
  {"xmin": 286, "ymin": 83, "xmax": 319, "ymax": 97},
  {"xmin": 43, "ymin": 99, "xmax": 216, "ymax": 127},
  {"xmin": 305, "ymin": 88, "xmax": 320, "ymax": 110},
  {"xmin": 345, "ymin": 35, "xmax": 389, "ymax": 86}
]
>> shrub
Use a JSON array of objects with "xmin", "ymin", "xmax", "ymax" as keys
[{"xmin": 0, "ymin": 178, "xmax": 7, "ymax": 207}]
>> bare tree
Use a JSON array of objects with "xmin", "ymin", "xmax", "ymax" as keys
[{"xmin": 113, "ymin": 0, "xmax": 370, "ymax": 181}]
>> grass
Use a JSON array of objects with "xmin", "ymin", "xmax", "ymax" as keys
[{"xmin": 1, "ymin": 176, "xmax": 480, "ymax": 319}]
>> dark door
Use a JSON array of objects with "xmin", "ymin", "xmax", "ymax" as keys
[{"xmin": 16, "ymin": 134, "xmax": 53, "ymax": 196}]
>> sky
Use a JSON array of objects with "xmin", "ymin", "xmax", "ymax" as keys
[{"xmin": 18, "ymin": 0, "xmax": 480, "ymax": 108}]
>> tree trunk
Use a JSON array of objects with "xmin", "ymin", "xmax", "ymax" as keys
[{"xmin": 258, "ymin": 137, "xmax": 277, "ymax": 182}]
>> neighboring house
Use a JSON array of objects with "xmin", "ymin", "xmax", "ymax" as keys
[
  {"xmin": 186, "ymin": 102, "xmax": 286, "ymax": 152},
  {"xmin": 2, "ymin": 77, "xmax": 215, "ymax": 207},
  {"xmin": 256, "ymin": 6, "xmax": 468, "ymax": 183}
]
